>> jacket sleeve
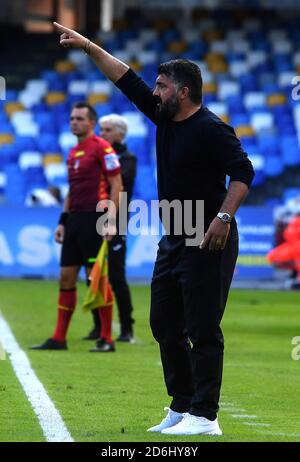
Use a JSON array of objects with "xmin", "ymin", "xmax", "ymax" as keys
[
  {"xmin": 121, "ymin": 155, "xmax": 137, "ymax": 188},
  {"xmin": 207, "ymin": 121, "xmax": 255, "ymax": 188},
  {"xmin": 115, "ymin": 69, "xmax": 158, "ymax": 124}
]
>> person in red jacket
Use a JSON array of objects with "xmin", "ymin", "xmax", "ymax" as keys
[
  {"xmin": 267, "ymin": 215, "xmax": 300, "ymax": 289},
  {"xmin": 30, "ymin": 102, "xmax": 123, "ymax": 352}
]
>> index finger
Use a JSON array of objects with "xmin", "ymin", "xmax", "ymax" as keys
[
  {"xmin": 53, "ymin": 22, "xmax": 72, "ymax": 34},
  {"xmin": 200, "ymin": 232, "xmax": 209, "ymax": 249}
]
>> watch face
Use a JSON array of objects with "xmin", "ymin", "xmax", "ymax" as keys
[{"xmin": 218, "ymin": 213, "xmax": 231, "ymax": 223}]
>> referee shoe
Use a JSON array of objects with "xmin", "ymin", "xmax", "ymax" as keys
[{"xmin": 29, "ymin": 338, "xmax": 67, "ymax": 350}]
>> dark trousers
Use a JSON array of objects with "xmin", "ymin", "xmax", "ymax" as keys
[
  {"xmin": 108, "ymin": 235, "xmax": 134, "ymax": 334},
  {"xmin": 150, "ymin": 221, "xmax": 239, "ymax": 420}
]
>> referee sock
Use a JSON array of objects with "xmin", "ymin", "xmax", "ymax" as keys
[
  {"xmin": 99, "ymin": 306, "xmax": 113, "ymax": 344},
  {"xmin": 52, "ymin": 288, "xmax": 77, "ymax": 342}
]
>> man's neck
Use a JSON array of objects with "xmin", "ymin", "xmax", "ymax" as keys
[
  {"xmin": 172, "ymin": 103, "xmax": 202, "ymax": 122},
  {"xmin": 77, "ymin": 131, "xmax": 94, "ymax": 143}
]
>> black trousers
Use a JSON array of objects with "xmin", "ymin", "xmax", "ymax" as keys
[
  {"xmin": 150, "ymin": 221, "xmax": 239, "ymax": 421},
  {"xmin": 108, "ymin": 235, "xmax": 134, "ymax": 334}
]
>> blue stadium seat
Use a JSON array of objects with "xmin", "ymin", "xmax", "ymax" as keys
[
  {"xmin": 24, "ymin": 166, "xmax": 47, "ymax": 189},
  {"xmin": 110, "ymin": 91, "xmax": 135, "ymax": 112},
  {"xmin": 161, "ymin": 29, "xmax": 181, "ymax": 44},
  {"xmin": 95, "ymin": 102, "xmax": 115, "ymax": 118},
  {"xmin": 258, "ymin": 134, "xmax": 278, "ymax": 151},
  {"xmin": 261, "ymin": 82, "xmax": 281, "ymax": 95},
  {"xmin": 34, "ymin": 111, "xmax": 57, "ymax": 134},
  {"xmin": 146, "ymin": 40, "xmax": 165, "ymax": 53},
  {"xmin": 0, "ymin": 122, "xmax": 14, "ymax": 134},
  {"xmin": 2, "ymin": 14, "xmax": 300, "ymax": 207},
  {"xmin": 4, "ymin": 164, "xmax": 26, "ymax": 204},
  {"xmin": 280, "ymin": 136, "xmax": 300, "ymax": 166},
  {"xmin": 188, "ymin": 42, "xmax": 208, "ymax": 58},
  {"xmin": 50, "ymin": 102, "xmax": 70, "ymax": 115},
  {"xmin": 283, "ymin": 147, "xmax": 300, "ymax": 167},
  {"xmin": 230, "ymin": 113, "xmax": 249, "ymax": 126},
  {"xmin": 4, "ymin": 90, "xmax": 18, "ymax": 102},
  {"xmin": 0, "ymin": 113, "xmax": 9, "ymax": 123},
  {"xmin": 127, "ymin": 136, "xmax": 149, "ymax": 164},
  {"xmin": 225, "ymin": 95, "xmax": 245, "ymax": 113},
  {"xmin": 68, "ymin": 94, "xmax": 87, "ymax": 105},
  {"xmin": 226, "ymin": 51, "xmax": 246, "ymax": 63},
  {"xmin": 38, "ymin": 133, "xmax": 61, "ymax": 153},
  {"xmin": 14, "ymin": 135, "xmax": 37, "ymax": 151},
  {"xmin": 283, "ymin": 187, "xmax": 300, "ymax": 202},
  {"xmin": 0, "ymin": 145, "xmax": 19, "ymax": 165},
  {"xmin": 41, "ymin": 70, "xmax": 66, "ymax": 91},
  {"xmin": 265, "ymin": 155, "xmax": 284, "ymax": 177},
  {"xmin": 135, "ymin": 165, "xmax": 157, "ymax": 200}
]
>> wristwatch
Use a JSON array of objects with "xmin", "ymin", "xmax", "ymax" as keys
[{"xmin": 217, "ymin": 212, "xmax": 232, "ymax": 224}]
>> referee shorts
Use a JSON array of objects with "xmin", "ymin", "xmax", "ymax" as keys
[{"xmin": 60, "ymin": 212, "xmax": 103, "ymax": 268}]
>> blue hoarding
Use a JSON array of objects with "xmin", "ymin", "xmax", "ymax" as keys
[{"xmin": 0, "ymin": 205, "xmax": 275, "ymax": 280}]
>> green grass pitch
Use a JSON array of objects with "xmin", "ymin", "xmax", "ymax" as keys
[{"xmin": 1, "ymin": 280, "xmax": 300, "ymax": 442}]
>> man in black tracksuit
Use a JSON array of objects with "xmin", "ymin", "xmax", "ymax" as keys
[
  {"xmin": 54, "ymin": 22, "xmax": 255, "ymax": 436},
  {"xmin": 85, "ymin": 114, "xmax": 137, "ymax": 342}
]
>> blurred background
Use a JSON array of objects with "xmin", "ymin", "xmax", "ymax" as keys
[{"xmin": 1, "ymin": 0, "xmax": 300, "ymax": 286}]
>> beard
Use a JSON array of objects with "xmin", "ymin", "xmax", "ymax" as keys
[{"xmin": 155, "ymin": 94, "xmax": 180, "ymax": 121}]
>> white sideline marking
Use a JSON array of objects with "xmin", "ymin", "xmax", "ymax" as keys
[
  {"xmin": 221, "ymin": 407, "xmax": 246, "ymax": 412},
  {"xmin": 221, "ymin": 399, "xmax": 272, "ymax": 431},
  {"xmin": 257, "ymin": 430, "xmax": 300, "ymax": 437},
  {"xmin": 242, "ymin": 422, "xmax": 271, "ymax": 427},
  {"xmin": 0, "ymin": 314, "xmax": 74, "ymax": 442}
]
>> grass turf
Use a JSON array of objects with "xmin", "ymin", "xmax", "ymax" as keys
[{"xmin": 1, "ymin": 280, "xmax": 300, "ymax": 442}]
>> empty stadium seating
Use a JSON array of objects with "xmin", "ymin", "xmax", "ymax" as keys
[{"xmin": 1, "ymin": 10, "xmax": 300, "ymax": 206}]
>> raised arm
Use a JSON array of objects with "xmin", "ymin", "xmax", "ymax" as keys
[
  {"xmin": 53, "ymin": 22, "xmax": 158, "ymax": 123},
  {"xmin": 53, "ymin": 22, "xmax": 129, "ymax": 83}
]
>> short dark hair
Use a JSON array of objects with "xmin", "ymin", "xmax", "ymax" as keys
[
  {"xmin": 157, "ymin": 59, "xmax": 203, "ymax": 104},
  {"xmin": 72, "ymin": 102, "xmax": 97, "ymax": 122}
]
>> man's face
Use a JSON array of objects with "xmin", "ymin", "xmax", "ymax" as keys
[
  {"xmin": 70, "ymin": 108, "xmax": 95, "ymax": 137},
  {"xmin": 153, "ymin": 74, "xmax": 181, "ymax": 119},
  {"xmin": 100, "ymin": 122, "xmax": 123, "ymax": 145}
]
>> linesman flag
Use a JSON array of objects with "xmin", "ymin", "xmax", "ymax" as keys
[{"xmin": 83, "ymin": 240, "xmax": 114, "ymax": 312}]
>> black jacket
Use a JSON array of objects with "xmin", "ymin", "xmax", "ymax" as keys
[{"xmin": 113, "ymin": 142, "xmax": 137, "ymax": 203}]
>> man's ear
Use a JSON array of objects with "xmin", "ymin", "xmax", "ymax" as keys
[{"xmin": 180, "ymin": 86, "xmax": 190, "ymax": 100}]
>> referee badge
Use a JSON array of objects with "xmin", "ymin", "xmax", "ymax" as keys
[{"xmin": 104, "ymin": 153, "xmax": 120, "ymax": 171}]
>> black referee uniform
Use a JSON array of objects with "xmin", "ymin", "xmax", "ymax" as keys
[{"xmin": 115, "ymin": 69, "xmax": 254, "ymax": 420}]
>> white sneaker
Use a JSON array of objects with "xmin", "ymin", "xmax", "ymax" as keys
[
  {"xmin": 147, "ymin": 407, "xmax": 184, "ymax": 432},
  {"xmin": 161, "ymin": 413, "xmax": 222, "ymax": 436}
]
